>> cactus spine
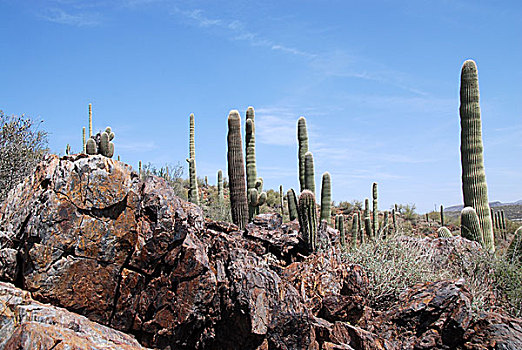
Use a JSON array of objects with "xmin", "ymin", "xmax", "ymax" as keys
[
  {"xmin": 287, "ymin": 189, "xmax": 298, "ymax": 221},
  {"xmin": 459, "ymin": 59, "xmax": 494, "ymax": 252},
  {"xmin": 304, "ymin": 151, "xmax": 315, "ymax": 195},
  {"xmin": 298, "ymin": 190, "xmax": 317, "ymax": 253},
  {"xmin": 461, "ymin": 207, "xmax": 484, "ymax": 246},
  {"xmin": 320, "ymin": 172, "xmax": 331, "ymax": 224},
  {"xmin": 372, "ymin": 182, "xmax": 378, "ymax": 235},
  {"xmin": 227, "ymin": 110, "xmax": 248, "ymax": 229},
  {"xmin": 437, "ymin": 227, "xmax": 452, "ymax": 238},
  {"xmin": 335, "ymin": 214, "xmax": 346, "ymax": 248},
  {"xmin": 217, "ymin": 170, "xmax": 224, "ymax": 204},
  {"xmin": 297, "ymin": 117, "xmax": 309, "ymax": 192}
]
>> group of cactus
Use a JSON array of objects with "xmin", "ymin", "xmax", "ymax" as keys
[
  {"xmin": 225, "ymin": 108, "xmax": 269, "ymax": 228},
  {"xmin": 80, "ymin": 103, "xmax": 116, "ymax": 158},
  {"xmin": 186, "ymin": 113, "xmax": 200, "ymax": 205}
]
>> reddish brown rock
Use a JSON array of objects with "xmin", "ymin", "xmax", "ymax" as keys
[
  {"xmin": 464, "ymin": 312, "xmax": 522, "ymax": 349},
  {"xmin": 0, "ymin": 155, "xmax": 316, "ymax": 349},
  {"xmin": 0, "ymin": 281, "xmax": 146, "ymax": 349}
]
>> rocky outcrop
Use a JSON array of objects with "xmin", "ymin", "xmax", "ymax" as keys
[
  {"xmin": 0, "ymin": 281, "xmax": 146, "ymax": 349},
  {"xmin": 0, "ymin": 154, "xmax": 521, "ymax": 349}
]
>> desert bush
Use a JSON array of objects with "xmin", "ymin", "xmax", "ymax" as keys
[
  {"xmin": 141, "ymin": 162, "xmax": 187, "ymax": 200},
  {"xmin": 0, "ymin": 111, "xmax": 48, "ymax": 202},
  {"xmin": 344, "ymin": 234, "xmax": 522, "ymax": 318}
]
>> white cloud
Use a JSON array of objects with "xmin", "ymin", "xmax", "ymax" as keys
[{"xmin": 40, "ymin": 8, "xmax": 101, "ymax": 26}]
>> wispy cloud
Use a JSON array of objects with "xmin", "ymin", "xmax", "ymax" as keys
[
  {"xmin": 40, "ymin": 8, "xmax": 101, "ymax": 26},
  {"xmin": 171, "ymin": 7, "xmax": 317, "ymax": 59}
]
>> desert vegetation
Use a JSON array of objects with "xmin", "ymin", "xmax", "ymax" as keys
[{"xmin": 1, "ymin": 59, "xmax": 522, "ymax": 348}]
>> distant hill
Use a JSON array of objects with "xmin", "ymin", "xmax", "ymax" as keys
[{"xmin": 445, "ymin": 200, "xmax": 522, "ymax": 221}]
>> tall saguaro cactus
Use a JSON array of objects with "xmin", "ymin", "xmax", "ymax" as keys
[
  {"xmin": 88, "ymin": 103, "xmax": 93, "ymax": 137},
  {"xmin": 287, "ymin": 189, "xmax": 298, "ymax": 221},
  {"xmin": 244, "ymin": 107, "xmax": 266, "ymax": 220},
  {"xmin": 227, "ymin": 110, "xmax": 248, "ymax": 229},
  {"xmin": 440, "ymin": 205, "xmax": 445, "ymax": 227},
  {"xmin": 279, "ymin": 185, "xmax": 284, "ymax": 217},
  {"xmin": 320, "ymin": 172, "xmax": 331, "ymax": 223},
  {"xmin": 298, "ymin": 190, "xmax": 317, "ymax": 253},
  {"xmin": 352, "ymin": 213, "xmax": 359, "ymax": 248},
  {"xmin": 297, "ymin": 117, "xmax": 309, "ymax": 192},
  {"xmin": 82, "ymin": 127, "xmax": 86, "ymax": 153},
  {"xmin": 364, "ymin": 198, "xmax": 372, "ymax": 238},
  {"xmin": 460, "ymin": 59, "xmax": 494, "ymax": 252},
  {"xmin": 217, "ymin": 170, "xmax": 224, "ymax": 204},
  {"xmin": 372, "ymin": 182, "xmax": 378, "ymax": 235},
  {"xmin": 304, "ymin": 151, "xmax": 315, "ymax": 194},
  {"xmin": 186, "ymin": 113, "xmax": 199, "ymax": 205},
  {"xmin": 335, "ymin": 214, "xmax": 346, "ymax": 248}
]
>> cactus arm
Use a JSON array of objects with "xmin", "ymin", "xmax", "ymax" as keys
[{"xmin": 320, "ymin": 172, "xmax": 332, "ymax": 224}]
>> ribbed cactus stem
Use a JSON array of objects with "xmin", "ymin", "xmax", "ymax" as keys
[
  {"xmin": 65, "ymin": 144, "xmax": 70, "ymax": 155},
  {"xmin": 336, "ymin": 214, "xmax": 346, "ymax": 248},
  {"xmin": 501, "ymin": 210, "xmax": 506, "ymax": 230},
  {"xmin": 217, "ymin": 170, "xmax": 224, "ymax": 203},
  {"xmin": 358, "ymin": 211, "xmax": 364, "ymax": 244},
  {"xmin": 304, "ymin": 151, "xmax": 315, "ymax": 195},
  {"xmin": 352, "ymin": 213, "xmax": 359, "ymax": 248},
  {"xmin": 88, "ymin": 103, "xmax": 92, "ymax": 137},
  {"xmin": 82, "ymin": 127, "xmax": 86, "ymax": 153},
  {"xmin": 298, "ymin": 190, "xmax": 317, "ymax": 253},
  {"xmin": 392, "ymin": 208, "xmax": 397, "ymax": 233},
  {"xmin": 320, "ymin": 172, "xmax": 331, "ymax": 224},
  {"xmin": 372, "ymin": 182, "xmax": 378, "ymax": 235},
  {"xmin": 381, "ymin": 211, "xmax": 389, "ymax": 238},
  {"xmin": 189, "ymin": 113, "xmax": 195, "ymax": 159},
  {"xmin": 364, "ymin": 198, "xmax": 372, "ymax": 238},
  {"xmin": 186, "ymin": 158, "xmax": 199, "ymax": 205},
  {"xmin": 297, "ymin": 117, "xmax": 309, "ymax": 192},
  {"xmin": 138, "ymin": 160, "xmax": 142, "ymax": 178},
  {"xmin": 287, "ymin": 189, "xmax": 298, "ymax": 221},
  {"xmin": 440, "ymin": 205, "xmax": 444, "ymax": 227},
  {"xmin": 461, "ymin": 206, "xmax": 484, "ymax": 246},
  {"xmin": 227, "ymin": 110, "xmax": 248, "ymax": 229},
  {"xmin": 279, "ymin": 185, "xmax": 284, "ymax": 217},
  {"xmin": 437, "ymin": 227, "xmax": 452, "ymax": 238},
  {"xmin": 460, "ymin": 59, "xmax": 494, "ymax": 252}
]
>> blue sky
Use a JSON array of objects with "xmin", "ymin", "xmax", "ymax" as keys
[{"xmin": 1, "ymin": 0, "xmax": 521, "ymax": 213}]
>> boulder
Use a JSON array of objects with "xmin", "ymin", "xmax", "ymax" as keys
[{"xmin": 0, "ymin": 281, "xmax": 146, "ymax": 349}]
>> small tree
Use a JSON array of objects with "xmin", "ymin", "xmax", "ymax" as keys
[{"xmin": 0, "ymin": 111, "xmax": 48, "ymax": 202}]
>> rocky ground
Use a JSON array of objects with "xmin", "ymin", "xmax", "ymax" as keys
[{"xmin": 0, "ymin": 154, "xmax": 521, "ymax": 349}]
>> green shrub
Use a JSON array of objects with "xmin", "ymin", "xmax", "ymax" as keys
[{"xmin": 0, "ymin": 111, "xmax": 48, "ymax": 202}]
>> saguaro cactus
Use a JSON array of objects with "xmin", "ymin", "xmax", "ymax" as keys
[
  {"xmin": 460, "ymin": 59, "xmax": 494, "ymax": 252},
  {"xmin": 227, "ymin": 110, "xmax": 248, "ymax": 229},
  {"xmin": 364, "ymin": 198, "xmax": 372, "ymax": 238},
  {"xmin": 352, "ymin": 213, "xmax": 359, "ymax": 247},
  {"xmin": 335, "ymin": 214, "xmax": 346, "ymax": 248},
  {"xmin": 100, "ymin": 127, "xmax": 115, "ymax": 158},
  {"xmin": 279, "ymin": 185, "xmax": 284, "ymax": 217},
  {"xmin": 217, "ymin": 170, "xmax": 224, "ymax": 203},
  {"xmin": 461, "ymin": 207, "xmax": 484, "ymax": 246},
  {"xmin": 392, "ymin": 208, "xmax": 397, "ymax": 233},
  {"xmin": 88, "ymin": 103, "xmax": 93, "ymax": 137},
  {"xmin": 381, "ymin": 211, "xmax": 389, "ymax": 238},
  {"xmin": 372, "ymin": 182, "xmax": 378, "ymax": 235},
  {"xmin": 298, "ymin": 190, "xmax": 317, "ymax": 253},
  {"xmin": 440, "ymin": 205, "xmax": 445, "ymax": 227},
  {"xmin": 287, "ymin": 189, "xmax": 298, "ymax": 221},
  {"xmin": 187, "ymin": 113, "xmax": 199, "ymax": 205},
  {"xmin": 304, "ymin": 151, "xmax": 315, "ymax": 194},
  {"xmin": 320, "ymin": 172, "xmax": 331, "ymax": 223},
  {"xmin": 244, "ymin": 107, "xmax": 266, "ymax": 221},
  {"xmin": 82, "ymin": 127, "xmax": 86, "ymax": 153},
  {"xmin": 297, "ymin": 117, "xmax": 309, "ymax": 192}
]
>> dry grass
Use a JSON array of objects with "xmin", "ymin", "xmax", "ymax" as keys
[{"xmin": 342, "ymin": 233, "xmax": 522, "ymax": 318}]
